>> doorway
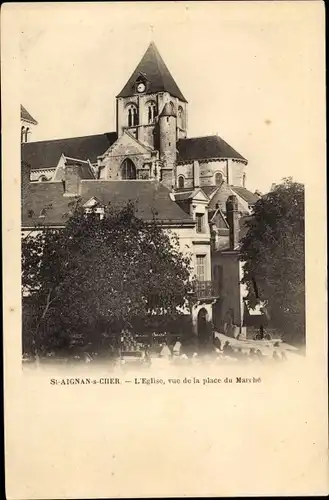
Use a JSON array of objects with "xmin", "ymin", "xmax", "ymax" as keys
[{"xmin": 197, "ymin": 308, "xmax": 210, "ymax": 346}]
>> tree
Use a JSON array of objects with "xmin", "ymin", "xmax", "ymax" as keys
[
  {"xmin": 22, "ymin": 200, "xmax": 194, "ymax": 357},
  {"xmin": 239, "ymin": 178, "xmax": 305, "ymax": 345}
]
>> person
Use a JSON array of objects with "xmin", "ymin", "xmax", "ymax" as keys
[
  {"xmin": 264, "ymin": 330, "xmax": 272, "ymax": 341},
  {"xmin": 160, "ymin": 341, "xmax": 172, "ymax": 359},
  {"xmin": 214, "ymin": 336, "xmax": 222, "ymax": 351},
  {"xmin": 281, "ymin": 350, "xmax": 287, "ymax": 361},
  {"xmin": 173, "ymin": 338, "xmax": 182, "ymax": 357},
  {"xmin": 144, "ymin": 345, "xmax": 152, "ymax": 367},
  {"xmin": 272, "ymin": 351, "xmax": 280, "ymax": 362},
  {"xmin": 223, "ymin": 341, "xmax": 234, "ymax": 356}
]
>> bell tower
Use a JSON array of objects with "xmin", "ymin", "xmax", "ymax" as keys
[{"xmin": 116, "ymin": 42, "xmax": 188, "ymax": 149}]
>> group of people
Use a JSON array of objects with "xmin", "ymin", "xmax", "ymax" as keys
[
  {"xmin": 218, "ymin": 339, "xmax": 287, "ymax": 363},
  {"xmin": 147, "ymin": 336, "xmax": 288, "ymax": 365}
]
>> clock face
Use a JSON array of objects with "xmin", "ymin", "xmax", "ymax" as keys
[{"xmin": 137, "ymin": 82, "xmax": 146, "ymax": 93}]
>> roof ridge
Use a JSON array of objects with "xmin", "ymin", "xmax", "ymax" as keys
[
  {"xmin": 64, "ymin": 156, "xmax": 90, "ymax": 163},
  {"xmin": 22, "ymin": 131, "xmax": 117, "ymax": 145},
  {"xmin": 179, "ymin": 134, "xmax": 218, "ymax": 140},
  {"xmin": 117, "ymin": 42, "xmax": 187, "ymax": 102}
]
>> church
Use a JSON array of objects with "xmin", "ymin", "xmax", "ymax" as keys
[{"xmin": 21, "ymin": 42, "xmax": 260, "ymax": 342}]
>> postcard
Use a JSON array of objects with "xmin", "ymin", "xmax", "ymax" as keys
[{"xmin": 2, "ymin": 2, "xmax": 328, "ymax": 498}]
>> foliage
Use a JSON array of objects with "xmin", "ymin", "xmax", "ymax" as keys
[
  {"xmin": 239, "ymin": 178, "xmax": 305, "ymax": 344},
  {"xmin": 22, "ymin": 200, "xmax": 194, "ymax": 356}
]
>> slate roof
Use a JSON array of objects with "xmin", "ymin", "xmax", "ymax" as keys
[
  {"xmin": 21, "ymin": 132, "xmax": 118, "ymax": 171},
  {"xmin": 22, "ymin": 180, "xmax": 193, "ymax": 227},
  {"xmin": 173, "ymin": 191, "xmax": 194, "ymax": 202},
  {"xmin": 201, "ymin": 186, "xmax": 219, "ymax": 198},
  {"xmin": 208, "ymin": 183, "xmax": 247, "ymax": 213},
  {"xmin": 21, "ymin": 105, "xmax": 38, "ymax": 125},
  {"xmin": 177, "ymin": 135, "xmax": 246, "ymax": 162},
  {"xmin": 64, "ymin": 157, "xmax": 95, "ymax": 180},
  {"xmin": 117, "ymin": 42, "xmax": 187, "ymax": 102},
  {"xmin": 231, "ymin": 186, "xmax": 260, "ymax": 205}
]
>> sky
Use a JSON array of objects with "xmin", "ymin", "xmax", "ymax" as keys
[{"xmin": 19, "ymin": 2, "xmax": 325, "ymax": 193}]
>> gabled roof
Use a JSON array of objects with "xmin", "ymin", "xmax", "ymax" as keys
[
  {"xmin": 173, "ymin": 188, "xmax": 209, "ymax": 202},
  {"xmin": 177, "ymin": 135, "xmax": 246, "ymax": 162},
  {"xmin": 64, "ymin": 157, "xmax": 95, "ymax": 180},
  {"xmin": 209, "ymin": 208, "xmax": 229, "ymax": 229},
  {"xmin": 231, "ymin": 186, "xmax": 260, "ymax": 205},
  {"xmin": 117, "ymin": 42, "xmax": 187, "ymax": 103},
  {"xmin": 83, "ymin": 196, "xmax": 103, "ymax": 207},
  {"xmin": 208, "ymin": 182, "xmax": 247, "ymax": 213},
  {"xmin": 22, "ymin": 180, "xmax": 193, "ymax": 227},
  {"xmin": 173, "ymin": 191, "xmax": 194, "ymax": 202},
  {"xmin": 21, "ymin": 132, "xmax": 118, "ymax": 171},
  {"xmin": 21, "ymin": 105, "xmax": 38, "ymax": 125},
  {"xmin": 201, "ymin": 186, "xmax": 219, "ymax": 199}
]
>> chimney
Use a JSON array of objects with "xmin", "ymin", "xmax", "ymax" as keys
[
  {"xmin": 63, "ymin": 162, "xmax": 82, "ymax": 197},
  {"xmin": 193, "ymin": 160, "xmax": 200, "ymax": 188},
  {"xmin": 226, "ymin": 195, "xmax": 239, "ymax": 250}
]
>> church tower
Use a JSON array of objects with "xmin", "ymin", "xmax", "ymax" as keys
[
  {"xmin": 159, "ymin": 102, "xmax": 177, "ymax": 189},
  {"xmin": 116, "ymin": 42, "xmax": 188, "ymax": 150}
]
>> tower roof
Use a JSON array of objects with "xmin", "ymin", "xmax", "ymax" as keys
[
  {"xmin": 160, "ymin": 102, "xmax": 177, "ymax": 117},
  {"xmin": 21, "ymin": 105, "xmax": 38, "ymax": 125},
  {"xmin": 117, "ymin": 42, "xmax": 187, "ymax": 102}
]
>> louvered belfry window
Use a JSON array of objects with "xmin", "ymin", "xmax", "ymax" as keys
[{"xmin": 127, "ymin": 105, "xmax": 138, "ymax": 127}]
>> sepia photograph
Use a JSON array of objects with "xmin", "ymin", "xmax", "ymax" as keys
[
  {"xmin": 20, "ymin": 7, "xmax": 305, "ymax": 370},
  {"xmin": 3, "ymin": 2, "xmax": 327, "ymax": 498}
]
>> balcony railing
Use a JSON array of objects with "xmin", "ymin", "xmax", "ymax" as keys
[{"xmin": 194, "ymin": 280, "xmax": 221, "ymax": 300}]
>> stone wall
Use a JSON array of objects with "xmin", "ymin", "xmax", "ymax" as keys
[
  {"xmin": 101, "ymin": 133, "xmax": 155, "ymax": 180},
  {"xmin": 176, "ymin": 158, "xmax": 247, "ymax": 188}
]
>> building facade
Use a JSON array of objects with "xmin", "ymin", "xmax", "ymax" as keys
[{"xmin": 21, "ymin": 42, "xmax": 260, "ymax": 342}]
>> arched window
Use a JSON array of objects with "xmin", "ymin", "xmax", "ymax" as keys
[
  {"xmin": 178, "ymin": 106, "xmax": 184, "ymax": 129},
  {"xmin": 242, "ymin": 172, "xmax": 246, "ymax": 187},
  {"xmin": 127, "ymin": 104, "xmax": 138, "ymax": 127},
  {"xmin": 21, "ymin": 126, "xmax": 25, "ymax": 143},
  {"xmin": 178, "ymin": 175, "xmax": 185, "ymax": 189},
  {"xmin": 214, "ymin": 172, "xmax": 223, "ymax": 186},
  {"xmin": 121, "ymin": 158, "xmax": 137, "ymax": 180},
  {"xmin": 25, "ymin": 127, "xmax": 30, "ymax": 142},
  {"xmin": 147, "ymin": 101, "xmax": 157, "ymax": 124}
]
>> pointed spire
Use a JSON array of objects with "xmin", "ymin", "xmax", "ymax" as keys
[{"xmin": 117, "ymin": 42, "xmax": 187, "ymax": 102}]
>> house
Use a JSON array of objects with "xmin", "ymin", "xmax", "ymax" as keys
[{"xmin": 21, "ymin": 42, "xmax": 260, "ymax": 342}]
